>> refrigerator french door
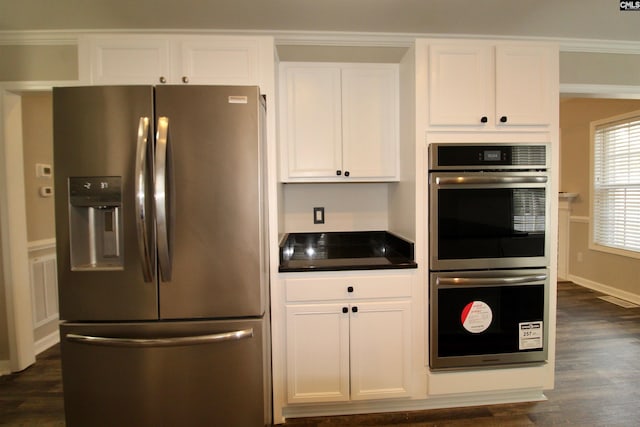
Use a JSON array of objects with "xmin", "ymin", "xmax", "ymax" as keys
[{"xmin": 53, "ymin": 85, "xmax": 270, "ymax": 426}]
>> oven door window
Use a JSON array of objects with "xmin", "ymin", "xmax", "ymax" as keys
[
  {"xmin": 436, "ymin": 284, "xmax": 545, "ymax": 357},
  {"xmin": 437, "ymin": 187, "xmax": 545, "ymax": 260}
]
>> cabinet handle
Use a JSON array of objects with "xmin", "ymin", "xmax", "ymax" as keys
[
  {"xmin": 344, "ymin": 171, "xmax": 350, "ymax": 177},
  {"xmin": 347, "ymin": 286, "xmax": 354, "ymax": 293},
  {"xmin": 342, "ymin": 307, "xmax": 348, "ymax": 314},
  {"xmin": 500, "ymin": 116, "xmax": 508, "ymax": 123},
  {"xmin": 159, "ymin": 76, "xmax": 167, "ymax": 84},
  {"xmin": 336, "ymin": 170, "xmax": 342, "ymax": 176},
  {"xmin": 352, "ymin": 306, "xmax": 358, "ymax": 313},
  {"xmin": 480, "ymin": 116, "xmax": 488, "ymax": 123},
  {"xmin": 182, "ymin": 76, "xmax": 189, "ymax": 84}
]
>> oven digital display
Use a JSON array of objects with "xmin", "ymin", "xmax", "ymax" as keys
[{"xmin": 483, "ymin": 150, "xmax": 502, "ymax": 161}]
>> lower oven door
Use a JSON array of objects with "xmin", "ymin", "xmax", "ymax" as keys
[{"xmin": 430, "ymin": 269, "xmax": 549, "ymax": 370}]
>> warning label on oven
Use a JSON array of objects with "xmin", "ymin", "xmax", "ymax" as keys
[
  {"xmin": 519, "ymin": 321, "xmax": 543, "ymax": 350},
  {"xmin": 461, "ymin": 301, "xmax": 493, "ymax": 333}
]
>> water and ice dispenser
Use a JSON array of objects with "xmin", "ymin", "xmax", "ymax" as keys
[{"xmin": 68, "ymin": 177, "xmax": 124, "ymax": 270}]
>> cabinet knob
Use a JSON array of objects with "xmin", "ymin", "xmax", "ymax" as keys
[
  {"xmin": 347, "ymin": 286, "xmax": 354, "ymax": 293},
  {"xmin": 159, "ymin": 76, "xmax": 167, "ymax": 84},
  {"xmin": 344, "ymin": 171, "xmax": 350, "ymax": 177},
  {"xmin": 336, "ymin": 170, "xmax": 342, "ymax": 176},
  {"xmin": 480, "ymin": 116, "xmax": 488, "ymax": 123},
  {"xmin": 182, "ymin": 76, "xmax": 189, "ymax": 84},
  {"xmin": 500, "ymin": 116, "xmax": 508, "ymax": 123},
  {"xmin": 342, "ymin": 307, "xmax": 348, "ymax": 314},
  {"xmin": 352, "ymin": 306, "xmax": 358, "ymax": 313}
]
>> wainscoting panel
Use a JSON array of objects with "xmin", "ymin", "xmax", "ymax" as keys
[
  {"xmin": 29, "ymin": 253, "xmax": 58, "ymax": 328},
  {"xmin": 28, "ymin": 239, "xmax": 59, "ymax": 354}
]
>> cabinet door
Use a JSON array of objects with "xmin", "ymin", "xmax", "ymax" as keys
[
  {"xmin": 349, "ymin": 300, "xmax": 412, "ymax": 400},
  {"xmin": 286, "ymin": 303, "xmax": 350, "ymax": 403},
  {"xmin": 495, "ymin": 45, "xmax": 553, "ymax": 126},
  {"xmin": 281, "ymin": 66, "xmax": 342, "ymax": 179},
  {"xmin": 83, "ymin": 36, "xmax": 171, "ymax": 85},
  {"xmin": 341, "ymin": 67, "xmax": 399, "ymax": 180},
  {"xmin": 428, "ymin": 44, "xmax": 492, "ymax": 126},
  {"xmin": 176, "ymin": 37, "xmax": 260, "ymax": 85}
]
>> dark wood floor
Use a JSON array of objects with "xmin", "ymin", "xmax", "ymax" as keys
[{"xmin": 2, "ymin": 282, "xmax": 640, "ymax": 426}]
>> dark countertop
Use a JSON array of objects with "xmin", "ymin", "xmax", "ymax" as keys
[{"xmin": 278, "ymin": 231, "xmax": 417, "ymax": 272}]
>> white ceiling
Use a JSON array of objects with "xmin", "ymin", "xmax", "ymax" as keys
[{"xmin": 2, "ymin": 0, "xmax": 640, "ymax": 43}]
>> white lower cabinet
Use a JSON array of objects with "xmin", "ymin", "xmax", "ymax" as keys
[
  {"xmin": 286, "ymin": 303, "xmax": 350, "ymax": 403},
  {"xmin": 349, "ymin": 300, "xmax": 412, "ymax": 400},
  {"xmin": 284, "ymin": 274, "xmax": 412, "ymax": 404}
]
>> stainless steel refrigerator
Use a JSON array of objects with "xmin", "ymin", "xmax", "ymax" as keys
[{"xmin": 53, "ymin": 85, "xmax": 271, "ymax": 426}]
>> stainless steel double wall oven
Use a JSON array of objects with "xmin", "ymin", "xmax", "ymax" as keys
[{"xmin": 428, "ymin": 143, "xmax": 551, "ymax": 369}]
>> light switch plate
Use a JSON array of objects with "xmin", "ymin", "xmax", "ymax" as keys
[{"xmin": 313, "ymin": 207, "xmax": 325, "ymax": 224}]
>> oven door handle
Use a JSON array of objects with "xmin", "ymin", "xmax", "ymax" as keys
[
  {"xmin": 435, "ymin": 176, "xmax": 547, "ymax": 185},
  {"xmin": 436, "ymin": 274, "xmax": 547, "ymax": 286}
]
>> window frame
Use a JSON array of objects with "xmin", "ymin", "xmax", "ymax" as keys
[{"xmin": 589, "ymin": 109, "xmax": 640, "ymax": 260}]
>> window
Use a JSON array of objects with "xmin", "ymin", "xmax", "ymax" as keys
[{"xmin": 591, "ymin": 110, "xmax": 640, "ymax": 256}]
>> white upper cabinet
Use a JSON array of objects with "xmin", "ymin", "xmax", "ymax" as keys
[
  {"xmin": 494, "ymin": 45, "xmax": 554, "ymax": 126},
  {"xmin": 341, "ymin": 67, "xmax": 399, "ymax": 180},
  {"xmin": 427, "ymin": 41, "xmax": 557, "ymax": 129},
  {"xmin": 79, "ymin": 34, "xmax": 265, "ymax": 86},
  {"xmin": 280, "ymin": 65, "xmax": 343, "ymax": 179},
  {"xmin": 175, "ymin": 38, "xmax": 260, "ymax": 85},
  {"xmin": 428, "ymin": 43, "xmax": 492, "ymax": 127},
  {"xmin": 279, "ymin": 62, "xmax": 399, "ymax": 182}
]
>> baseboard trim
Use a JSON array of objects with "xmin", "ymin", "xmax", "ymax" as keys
[
  {"xmin": 34, "ymin": 329, "xmax": 60, "ymax": 356},
  {"xmin": 0, "ymin": 360, "xmax": 10, "ymax": 376},
  {"xmin": 282, "ymin": 389, "xmax": 546, "ymax": 421},
  {"xmin": 567, "ymin": 274, "xmax": 640, "ymax": 306}
]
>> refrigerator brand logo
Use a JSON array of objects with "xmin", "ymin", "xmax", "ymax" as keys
[{"xmin": 620, "ymin": 1, "xmax": 640, "ymax": 10}]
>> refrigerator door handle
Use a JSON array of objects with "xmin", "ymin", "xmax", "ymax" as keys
[
  {"xmin": 155, "ymin": 116, "xmax": 173, "ymax": 281},
  {"xmin": 64, "ymin": 328, "xmax": 254, "ymax": 348},
  {"xmin": 135, "ymin": 117, "xmax": 154, "ymax": 282}
]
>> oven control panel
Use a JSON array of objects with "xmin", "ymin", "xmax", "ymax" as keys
[{"xmin": 429, "ymin": 143, "xmax": 548, "ymax": 170}]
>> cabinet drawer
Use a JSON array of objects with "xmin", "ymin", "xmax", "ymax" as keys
[{"xmin": 285, "ymin": 274, "xmax": 412, "ymax": 302}]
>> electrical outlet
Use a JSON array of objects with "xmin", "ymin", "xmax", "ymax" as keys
[{"xmin": 313, "ymin": 207, "xmax": 325, "ymax": 224}]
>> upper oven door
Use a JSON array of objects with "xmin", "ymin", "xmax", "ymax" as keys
[{"xmin": 429, "ymin": 171, "xmax": 549, "ymax": 270}]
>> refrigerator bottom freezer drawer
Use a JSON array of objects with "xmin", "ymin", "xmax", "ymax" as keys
[{"xmin": 60, "ymin": 317, "xmax": 271, "ymax": 427}]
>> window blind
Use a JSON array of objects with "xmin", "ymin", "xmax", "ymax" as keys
[{"xmin": 593, "ymin": 114, "xmax": 640, "ymax": 253}]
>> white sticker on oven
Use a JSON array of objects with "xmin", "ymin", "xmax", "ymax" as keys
[
  {"xmin": 461, "ymin": 301, "xmax": 493, "ymax": 333},
  {"xmin": 519, "ymin": 321, "xmax": 543, "ymax": 350}
]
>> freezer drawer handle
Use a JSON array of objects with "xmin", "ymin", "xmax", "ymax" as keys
[
  {"xmin": 135, "ymin": 117, "xmax": 154, "ymax": 282},
  {"xmin": 64, "ymin": 328, "xmax": 254, "ymax": 348},
  {"xmin": 436, "ymin": 274, "xmax": 547, "ymax": 286}
]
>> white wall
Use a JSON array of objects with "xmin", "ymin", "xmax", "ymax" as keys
[{"xmin": 282, "ymin": 183, "xmax": 389, "ymax": 232}]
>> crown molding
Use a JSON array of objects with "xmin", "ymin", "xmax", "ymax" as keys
[
  {"xmin": 558, "ymin": 38, "xmax": 640, "ymax": 54},
  {"xmin": 560, "ymin": 83, "xmax": 640, "ymax": 99},
  {"xmin": 1, "ymin": 29, "xmax": 640, "ymax": 54},
  {"xmin": 0, "ymin": 31, "xmax": 79, "ymax": 45}
]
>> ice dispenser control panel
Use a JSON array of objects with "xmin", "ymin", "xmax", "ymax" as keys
[{"xmin": 68, "ymin": 177, "xmax": 124, "ymax": 271}]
